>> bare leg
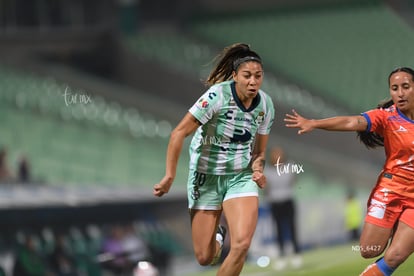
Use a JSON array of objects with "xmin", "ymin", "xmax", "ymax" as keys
[
  {"xmin": 384, "ymin": 221, "xmax": 414, "ymax": 268},
  {"xmin": 359, "ymin": 222, "xmax": 392, "ymax": 259},
  {"xmin": 217, "ymin": 196, "xmax": 258, "ymax": 276},
  {"xmin": 359, "ymin": 222, "xmax": 393, "ymax": 276},
  {"xmin": 190, "ymin": 209, "xmax": 222, "ymax": 265}
]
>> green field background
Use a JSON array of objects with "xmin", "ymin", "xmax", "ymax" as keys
[{"xmin": 184, "ymin": 243, "xmax": 413, "ymax": 276}]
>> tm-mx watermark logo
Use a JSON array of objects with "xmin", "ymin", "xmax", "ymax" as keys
[
  {"xmin": 63, "ymin": 86, "xmax": 92, "ymax": 106},
  {"xmin": 273, "ymin": 156, "xmax": 304, "ymax": 176}
]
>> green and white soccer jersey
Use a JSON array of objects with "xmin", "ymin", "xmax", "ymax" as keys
[{"xmin": 188, "ymin": 80, "xmax": 275, "ymax": 175}]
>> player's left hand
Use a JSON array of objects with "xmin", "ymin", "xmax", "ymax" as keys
[{"xmin": 253, "ymin": 171, "xmax": 266, "ymax": 189}]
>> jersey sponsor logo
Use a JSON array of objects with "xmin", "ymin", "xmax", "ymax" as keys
[
  {"xmin": 224, "ymin": 110, "xmax": 233, "ymax": 120},
  {"xmin": 230, "ymin": 128, "xmax": 252, "ymax": 143},
  {"xmin": 255, "ymin": 111, "xmax": 265, "ymax": 124},
  {"xmin": 395, "ymin": 125, "xmax": 408, "ymax": 132},
  {"xmin": 207, "ymin": 92, "xmax": 217, "ymax": 100},
  {"xmin": 196, "ymin": 91, "xmax": 217, "ymax": 109},
  {"xmin": 223, "ymin": 109, "xmax": 264, "ymax": 125},
  {"xmin": 197, "ymin": 98, "xmax": 209, "ymax": 109},
  {"xmin": 234, "ymin": 117, "xmax": 252, "ymax": 122}
]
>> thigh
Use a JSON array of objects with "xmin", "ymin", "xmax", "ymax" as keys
[
  {"xmin": 359, "ymin": 222, "xmax": 391, "ymax": 256},
  {"xmin": 223, "ymin": 196, "xmax": 259, "ymax": 245},
  {"xmin": 190, "ymin": 209, "xmax": 222, "ymax": 252},
  {"xmin": 400, "ymin": 205, "xmax": 414, "ymax": 228}
]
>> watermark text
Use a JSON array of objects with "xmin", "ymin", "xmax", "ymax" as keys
[
  {"xmin": 351, "ymin": 245, "xmax": 382, "ymax": 253},
  {"xmin": 63, "ymin": 87, "xmax": 92, "ymax": 106},
  {"xmin": 273, "ymin": 156, "xmax": 304, "ymax": 176}
]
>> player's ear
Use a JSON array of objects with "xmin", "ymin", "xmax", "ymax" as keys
[{"xmin": 232, "ymin": 70, "xmax": 237, "ymax": 81}]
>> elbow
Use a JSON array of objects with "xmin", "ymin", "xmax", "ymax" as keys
[
  {"xmin": 169, "ymin": 116, "xmax": 199, "ymax": 141},
  {"xmin": 169, "ymin": 129, "xmax": 180, "ymax": 142},
  {"xmin": 170, "ymin": 128, "xmax": 179, "ymax": 139},
  {"xmin": 170, "ymin": 127, "xmax": 187, "ymax": 141}
]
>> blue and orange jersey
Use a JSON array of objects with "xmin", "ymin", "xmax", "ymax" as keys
[{"xmin": 362, "ymin": 104, "xmax": 414, "ymax": 197}]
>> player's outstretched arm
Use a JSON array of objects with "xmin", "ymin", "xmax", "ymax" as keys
[
  {"xmin": 153, "ymin": 113, "xmax": 200, "ymax": 197},
  {"xmin": 284, "ymin": 109, "xmax": 367, "ymax": 134}
]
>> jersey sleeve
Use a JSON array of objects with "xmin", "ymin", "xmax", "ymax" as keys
[
  {"xmin": 257, "ymin": 94, "xmax": 275, "ymax": 135},
  {"xmin": 188, "ymin": 86, "xmax": 221, "ymax": 125},
  {"xmin": 361, "ymin": 108, "xmax": 385, "ymax": 135}
]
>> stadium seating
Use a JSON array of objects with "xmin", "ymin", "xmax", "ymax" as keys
[
  {"xmin": 188, "ymin": 1, "xmax": 414, "ymax": 112},
  {"xmin": 124, "ymin": 28, "xmax": 215, "ymax": 79},
  {"xmin": 124, "ymin": 27, "xmax": 344, "ymax": 117},
  {"xmin": 0, "ymin": 66, "xmax": 189, "ymax": 187}
]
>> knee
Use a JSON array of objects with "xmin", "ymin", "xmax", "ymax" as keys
[
  {"xmin": 230, "ymin": 238, "xmax": 251, "ymax": 257},
  {"xmin": 195, "ymin": 251, "xmax": 213, "ymax": 266},
  {"xmin": 384, "ymin": 247, "xmax": 409, "ymax": 268}
]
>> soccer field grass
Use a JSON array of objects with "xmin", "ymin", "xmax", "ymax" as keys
[{"xmin": 183, "ymin": 243, "xmax": 413, "ymax": 276}]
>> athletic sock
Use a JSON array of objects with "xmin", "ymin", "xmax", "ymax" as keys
[
  {"xmin": 216, "ymin": 232, "xmax": 224, "ymax": 248},
  {"xmin": 210, "ymin": 225, "xmax": 226, "ymax": 266},
  {"xmin": 376, "ymin": 257, "xmax": 395, "ymax": 276},
  {"xmin": 360, "ymin": 263, "xmax": 384, "ymax": 276}
]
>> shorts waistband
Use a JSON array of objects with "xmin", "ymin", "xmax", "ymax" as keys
[
  {"xmin": 382, "ymin": 172, "xmax": 414, "ymax": 182},
  {"xmin": 383, "ymin": 172, "xmax": 393, "ymax": 179}
]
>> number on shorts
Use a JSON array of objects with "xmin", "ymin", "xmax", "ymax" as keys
[
  {"xmin": 193, "ymin": 171, "xmax": 206, "ymax": 186},
  {"xmin": 191, "ymin": 171, "xmax": 206, "ymax": 200}
]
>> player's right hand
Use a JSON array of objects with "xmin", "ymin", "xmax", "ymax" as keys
[
  {"xmin": 252, "ymin": 171, "xmax": 266, "ymax": 189},
  {"xmin": 153, "ymin": 176, "xmax": 173, "ymax": 197}
]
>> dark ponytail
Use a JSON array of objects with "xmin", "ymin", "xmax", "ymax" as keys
[{"xmin": 205, "ymin": 43, "xmax": 262, "ymax": 86}]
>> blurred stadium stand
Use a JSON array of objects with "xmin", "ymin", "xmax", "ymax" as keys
[
  {"xmin": 188, "ymin": 0, "xmax": 414, "ymax": 113},
  {"xmin": 0, "ymin": 66, "xmax": 182, "ymax": 186},
  {"xmin": 0, "ymin": 0, "xmax": 414, "ymax": 274}
]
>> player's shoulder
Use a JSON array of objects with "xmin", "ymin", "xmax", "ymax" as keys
[
  {"xmin": 258, "ymin": 89, "xmax": 275, "ymax": 109},
  {"xmin": 205, "ymin": 81, "xmax": 232, "ymax": 98},
  {"xmin": 380, "ymin": 104, "xmax": 397, "ymax": 114},
  {"xmin": 194, "ymin": 82, "xmax": 230, "ymax": 110},
  {"xmin": 364, "ymin": 104, "xmax": 396, "ymax": 118},
  {"xmin": 209, "ymin": 80, "xmax": 232, "ymax": 90},
  {"xmin": 258, "ymin": 89, "xmax": 272, "ymax": 100}
]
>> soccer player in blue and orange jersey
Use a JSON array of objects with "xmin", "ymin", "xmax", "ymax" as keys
[
  {"xmin": 154, "ymin": 43, "xmax": 275, "ymax": 276},
  {"xmin": 285, "ymin": 67, "xmax": 414, "ymax": 276}
]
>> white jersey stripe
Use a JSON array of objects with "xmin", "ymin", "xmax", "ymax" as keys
[{"xmin": 188, "ymin": 80, "xmax": 275, "ymax": 175}]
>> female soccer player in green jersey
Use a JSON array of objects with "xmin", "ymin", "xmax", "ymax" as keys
[{"xmin": 154, "ymin": 43, "xmax": 275, "ymax": 276}]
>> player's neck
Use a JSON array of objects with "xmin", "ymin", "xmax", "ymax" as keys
[
  {"xmin": 399, "ymin": 109, "xmax": 414, "ymax": 120},
  {"xmin": 235, "ymin": 91, "xmax": 254, "ymax": 109}
]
